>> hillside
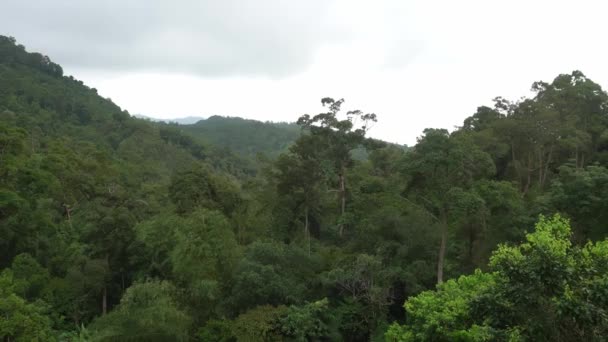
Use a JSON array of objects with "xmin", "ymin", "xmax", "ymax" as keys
[
  {"xmin": 179, "ymin": 115, "xmax": 301, "ymax": 159},
  {"xmin": 3, "ymin": 35, "xmax": 608, "ymax": 342},
  {"xmin": 179, "ymin": 116, "xmax": 406, "ymax": 161},
  {"xmin": 133, "ymin": 113, "xmax": 303, "ymax": 161}
]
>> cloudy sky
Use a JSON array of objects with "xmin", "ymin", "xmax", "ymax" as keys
[{"xmin": 2, "ymin": 0, "xmax": 607, "ymax": 145}]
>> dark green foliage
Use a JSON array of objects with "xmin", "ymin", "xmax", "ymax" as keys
[
  {"xmin": 0, "ymin": 36, "xmax": 63, "ymax": 77},
  {"xmin": 0, "ymin": 268, "xmax": 55, "ymax": 341},
  {"xmin": 170, "ymin": 209, "xmax": 240, "ymax": 319},
  {"xmin": 277, "ymin": 299, "xmax": 338, "ymax": 341},
  {"xmin": 230, "ymin": 299, "xmax": 338, "ymax": 341},
  {"xmin": 169, "ymin": 164, "xmax": 242, "ymax": 215},
  {"xmin": 181, "ymin": 115, "xmax": 301, "ymax": 159},
  {"xmin": 232, "ymin": 305, "xmax": 289, "ymax": 341},
  {"xmin": 324, "ymin": 254, "xmax": 393, "ymax": 340},
  {"xmin": 543, "ymin": 164, "xmax": 608, "ymax": 240},
  {"xmin": 228, "ymin": 241, "xmax": 320, "ymax": 313},
  {"xmin": 89, "ymin": 280, "xmax": 191, "ymax": 341},
  {"xmin": 197, "ymin": 319, "xmax": 236, "ymax": 342}
]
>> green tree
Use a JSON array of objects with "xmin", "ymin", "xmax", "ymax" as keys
[
  {"xmin": 132, "ymin": 213, "xmax": 181, "ymax": 279},
  {"xmin": 0, "ymin": 269, "xmax": 55, "ymax": 342},
  {"xmin": 89, "ymin": 280, "xmax": 191, "ymax": 341},
  {"xmin": 9, "ymin": 253, "xmax": 51, "ymax": 301},
  {"xmin": 387, "ymin": 214, "xmax": 608, "ymax": 341},
  {"xmin": 278, "ymin": 299, "xmax": 337, "ymax": 341},
  {"xmin": 232, "ymin": 305, "xmax": 288, "ymax": 342},
  {"xmin": 228, "ymin": 241, "xmax": 320, "ymax": 313},
  {"xmin": 295, "ymin": 97, "xmax": 377, "ymax": 236},
  {"xmin": 404, "ymin": 129, "xmax": 495, "ymax": 283},
  {"xmin": 275, "ymin": 145, "xmax": 324, "ymax": 252},
  {"xmin": 169, "ymin": 164, "xmax": 241, "ymax": 216},
  {"xmin": 170, "ymin": 209, "xmax": 240, "ymax": 318},
  {"xmin": 544, "ymin": 164, "xmax": 608, "ymax": 240},
  {"xmin": 325, "ymin": 254, "xmax": 392, "ymax": 339},
  {"xmin": 197, "ymin": 319, "xmax": 236, "ymax": 342}
]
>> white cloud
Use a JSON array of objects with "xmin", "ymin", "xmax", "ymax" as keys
[{"xmin": 3, "ymin": 0, "xmax": 608, "ymax": 145}]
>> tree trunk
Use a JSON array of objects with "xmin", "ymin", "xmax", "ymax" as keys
[
  {"xmin": 540, "ymin": 144, "xmax": 554, "ymax": 189},
  {"xmin": 522, "ymin": 153, "xmax": 533, "ymax": 197},
  {"xmin": 511, "ymin": 141, "xmax": 523, "ymax": 188},
  {"xmin": 31, "ymin": 130, "xmax": 36, "ymax": 153},
  {"xmin": 64, "ymin": 204, "xmax": 73, "ymax": 228},
  {"xmin": 437, "ymin": 210, "xmax": 448, "ymax": 284},
  {"xmin": 538, "ymin": 147, "xmax": 543, "ymax": 184},
  {"xmin": 102, "ymin": 286, "xmax": 107, "ymax": 315},
  {"xmin": 305, "ymin": 207, "xmax": 311, "ymax": 256},
  {"xmin": 469, "ymin": 222, "xmax": 474, "ymax": 262},
  {"xmin": 338, "ymin": 164, "xmax": 346, "ymax": 237}
]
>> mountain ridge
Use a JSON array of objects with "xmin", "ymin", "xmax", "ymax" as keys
[{"xmin": 133, "ymin": 114, "xmax": 206, "ymax": 125}]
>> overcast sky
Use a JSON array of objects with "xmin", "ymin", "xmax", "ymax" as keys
[{"xmin": 2, "ymin": 0, "xmax": 607, "ymax": 145}]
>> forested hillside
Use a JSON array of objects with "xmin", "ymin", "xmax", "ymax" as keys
[
  {"xmin": 2, "ymin": 36, "xmax": 608, "ymax": 341},
  {"xmin": 137, "ymin": 114, "xmax": 302, "ymax": 165},
  {"xmin": 180, "ymin": 116, "xmax": 301, "ymax": 159}
]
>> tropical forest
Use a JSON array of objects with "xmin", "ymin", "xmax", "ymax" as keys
[{"xmin": 2, "ymin": 35, "xmax": 608, "ymax": 341}]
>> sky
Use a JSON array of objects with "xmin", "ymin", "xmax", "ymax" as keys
[{"xmin": 2, "ymin": 0, "xmax": 608, "ymax": 145}]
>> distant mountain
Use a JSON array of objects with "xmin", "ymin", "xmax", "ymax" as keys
[
  {"xmin": 157, "ymin": 115, "xmax": 408, "ymax": 161},
  {"xmin": 133, "ymin": 114, "xmax": 206, "ymax": 125},
  {"xmin": 176, "ymin": 115, "xmax": 302, "ymax": 159}
]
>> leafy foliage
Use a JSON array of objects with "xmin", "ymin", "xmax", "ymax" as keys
[
  {"xmin": 387, "ymin": 215, "xmax": 608, "ymax": 341},
  {"xmin": 89, "ymin": 280, "xmax": 191, "ymax": 341},
  {"xmin": 0, "ymin": 269, "xmax": 55, "ymax": 341}
]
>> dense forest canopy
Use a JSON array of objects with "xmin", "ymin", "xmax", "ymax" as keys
[{"xmin": 2, "ymin": 35, "xmax": 608, "ymax": 341}]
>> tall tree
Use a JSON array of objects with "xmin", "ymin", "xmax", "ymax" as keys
[
  {"xmin": 170, "ymin": 209, "xmax": 240, "ymax": 320},
  {"xmin": 295, "ymin": 97, "xmax": 377, "ymax": 236},
  {"xmin": 275, "ymin": 136, "xmax": 324, "ymax": 251},
  {"xmin": 404, "ymin": 129, "xmax": 495, "ymax": 283}
]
